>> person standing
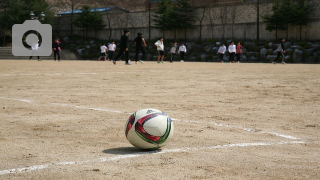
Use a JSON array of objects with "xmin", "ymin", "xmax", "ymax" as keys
[
  {"xmin": 155, "ymin": 37, "xmax": 164, "ymax": 63},
  {"xmin": 113, "ymin": 30, "xmax": 130, "ymax": 65},
  {"xmin": 134, "ymin": 33, "xmax": 146, "ymax": 64},
  {"xmin": 236, "ymin": 42, "xmax": 242, "ymax": 63},
  {"xmin": 52, "ymin": 38, "xmax": 61, "ymax": 61},
  {"xmin": 108, "ymin": 41, "xmax": 116, "ymax": 61},
  {"xmin": 178, "ymin": 43, "xmax": 187, "ymax": 62},
  {"xmin": 217, "ymin": 44, "xmax": 226, "ymax": 63},
  {"xmin": 169, "ymin": 42, "xmax": 178, "ymax": 63},
  {"xmin": 98, "ymin": 43, "xmax": 108, "ymax": 61},
  {"xmin": 228, "ymin": 41, "xmax": 236, "ymax": 63},
  {"xmin": 273, "ymin": 38, "xmax": 286, "ymax": 64},
  {"xmin": 29, "ymin": 40, "xmax": 40, "ymax": 61}
]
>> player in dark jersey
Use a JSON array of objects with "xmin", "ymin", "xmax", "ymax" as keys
[{"xmin": 134, "ymin": 33, "xmax": 147, "ymax": 64}]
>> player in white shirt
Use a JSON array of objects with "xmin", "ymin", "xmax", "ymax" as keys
[
  {"xmin": 155, "ymin": 37, "xmax": 165, "ymax": 63},
  {"xmin": 178, "ymin": 43, "xmax": 187, "ymax": 62},
  {"xmin": 217, "ymin": 44, "xmax": 226, "ymax": 63},
  {"xmin": 29, "ymin": 40, "xmax": 41, "ymax": 61},
  {"xmin": 108, "ymin": 41, "xmax": 116, "ymax": 61},
  {"xmin": 98, "ymin": 43, "xmax": 108, "ymax": 61},
  {"xmin": 228, "ymin": 41, "xmax": 236, "ymax": 63}
]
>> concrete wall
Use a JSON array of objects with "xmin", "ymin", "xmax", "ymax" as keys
[{"xmin": 58, "ymin": 1, "xmax": 320, "ymax": 41}]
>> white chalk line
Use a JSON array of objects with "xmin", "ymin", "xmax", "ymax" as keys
[
  {"xmin": 50, "ymin": 102, "xmax": 301, "ymax": 140},
  {"xmin": 0, "ymin": 97, "xmax": 33, "ymax": 103},
  {"xmin": 1, "ymin": 97, "xmax": 301, "ymax": 140},
  {"xmin": 0, "ymin": 140, "xmax": 306, "ymax": 176},
  {"xmin": 1, "ymin": 73, "xmax": 98, "ymax": 77}
]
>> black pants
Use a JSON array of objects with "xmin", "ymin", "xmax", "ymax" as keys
[
  {"xmin": 274, "ymin": 51, "xmax": 284, "ymax": 62},
  {"xmin": 236, "ymin": 53, "xmax": 241, "ymax": 61},
  {"xmin": 30, "ymin": 51, "xmax": 40, "ymax": 60},
  {"xmin": 180, "ymin": 52, "xmax": 185, "ymax": 60},
  {"xmin": 135, "ymin": 47, "xmax": 145, "ymax": 61},
  {"xmin": 229, "ymin": 52, "xmax": 235, "ymax": 62},
  {"xmin": 114, "ymin": 48, "xmax": 129, "ymax": 63},
  {"xmin": 170, "ymin": 53, "xmax": 176, "ymax": 62},
  {"xmin": 29, "ymin": 56, "xmax": 40, "ymax": 60},
  {"xmin": 108, "ymin": 51, "xmax": 114, "ymax": 60},
  {"xmin": 219, "ymin": 53, "xmax": 224, "ymax": 61},
  {"xmin": 54, "ymin": 50, "xmax": 60, "ymax": 61}
]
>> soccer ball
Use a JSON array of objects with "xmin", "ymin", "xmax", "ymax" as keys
[{"xmin": 125, "ymin": 108, "xmax": 174, "ymax": 150}]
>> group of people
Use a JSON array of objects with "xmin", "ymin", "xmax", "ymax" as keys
[
  {"xmin": 217, "ymin": 42, "xmax": 242, "ymax": 63},
  {"xmin": 29, "ymin": 29, "xmax": 286, "ymax": 64},
  {"xmin": 99, "ymin": 30, "xmax": 188, "ymax": 65},
  {"xmin": 154, "ymin": 37, "xmax": 187, "ymax": 63},
  {"xmin": 29, "ymin": 38, "xmax": 62, "ymax": 61},
  {"xmin": 217, "ymin": 38, "xmax": 286, "ymax": 64}
]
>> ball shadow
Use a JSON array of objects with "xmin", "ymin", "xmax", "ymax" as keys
[{"xmin": 102, "ymin": 147, "xmax": 162, "ymax": 155}]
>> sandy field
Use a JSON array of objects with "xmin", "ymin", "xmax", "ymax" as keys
[{"xmin": 0, "ymin": 60, "xmax": 319, "ymax": 180}]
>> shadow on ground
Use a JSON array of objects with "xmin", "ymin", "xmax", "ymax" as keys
[{"xmin": 102, "ymin": 147, "xmax": 162, "ymax": 155}]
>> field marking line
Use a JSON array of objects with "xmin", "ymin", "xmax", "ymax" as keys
[
  {"xmin": 51, "ymin": 102, "xmax": 301, "ymax": 140},
  {"xmin": 1, "ymin": 73, "xmax": 99, "ymax": 77},
  {"xmin": 0, "ymin": 140, "xmax": 306, "ymax": 176},
  {"xmin": 0, "ymin": 97, "xmax": 33, "ymax": 103},
  {"xmin": 0, "ymin": 97, "xmax": 302, "ymax": 140}
]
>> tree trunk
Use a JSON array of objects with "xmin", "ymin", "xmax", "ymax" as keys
[
  {"xmin": 71, "ymin": 1, "xmax": 74, "ymax": 37},
  {"xmin": 3, "ymin": 31, "xmax": 6, "ymax": 47},
  {"xmin": 299, "ymin": 25, "xmax": 302, "ymax": 41},
  {"xmin": 199, "ymin": 22, "xmax": 202, "ymax": 39}
]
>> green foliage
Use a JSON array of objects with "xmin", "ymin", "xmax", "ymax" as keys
[
  {"xmin": 153, "ymin": 0, "xmax": 195, "ymax": 39},
  {"xmin": 172, "ymin": 0, "xmax": 196, "ymax": 31},
  {"xmin": 261, "ymin": 0, "xmax": 317, "ymax": 40},
  {"xmin": 0, "ymin": 0, "xmax": 55, "ymax": 46},
  {"xmin": 73, "ymin": 6, "xmax": 105, "ymax": 38},
  {"xmin": 152, "ymin": 0, "xmax": 173, "ymax": 32}
]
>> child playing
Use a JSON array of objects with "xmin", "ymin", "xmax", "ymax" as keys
[
  {"xmin": 155, "ymin": 37, "xmax": 164, "ymax": 63},
  {"xmin": 98, "ymin": 43, "xmax": 108, "ymax": 61},
  {"xmin": 217, "ymin": 44, "xmax": 226, "ymax": 63},
  {"xmin": 169, "ymin": 42, "xmax": 178, "ymax": 63},
  {"xmin": 178, "ymin": 43, "xmax": 187, "ymax": 62}
]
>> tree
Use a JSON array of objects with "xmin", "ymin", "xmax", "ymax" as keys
[
  {"xmin": 152, "ymin": 0, "xmax": 173, "ymax": 39},
  {"xmin": 261, "ymin": 0, "xmax": 287, "ymax": 40},
  {"xmin": 172, "ymin": 0, "xmax": 196, "ymax": 40},
  {"xmin": 195, "ymin": 6, "xmax": 206, "ymax": 40},
  {"xmin": 0, "ymin": 0, "xmax": 54, "ymax": 47},
  {"xmin": 262, "ymin": 0, "xmax": 317, "ymax": 40},
  {"xmin": 291, "ymin": 0, "xmax": 317, "ymax": 41},
  {"xmin": 219, "ymin": 6, "xmax": 228, "ymax": 40},
  {"xmin": 73, "ymin": 5, "xmax": 105, "ymax": 38}
]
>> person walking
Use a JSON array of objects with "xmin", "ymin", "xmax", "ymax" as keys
[
  {"xmin": 29, "ymin": 40, "xmax": 40, "ymax": 61},
  {"xmin": 178, "ymin": 43, "xmax": 187, "ymax": 62},
  {"xmin": 155, "ymin": 37, "xmax": 164, "ymax": 63},
  {"xmin": 228, "ymin": 41, "xmax": 236, "ymax": 63},
  {"xmin": 108, "ymin": 41, "xmax": 116, "ymax": 61},
  {"xmin": 217, "ymin": 44, "xmax": 226, "ymax": 63},
  {"xmin": 236, "ymin": 42, "xmax": 242, "ymax": 63},
  {"xmin": 169, "ymin": 42, "xmax": 178, "ymax": 63},
  {"xmin": 134, "ymin": 32, "xmax": 146, "ymax": 64},
  {"xmin": 273, "ymin": 38, "xmax": 286, "ymax": 64},
  {"xmin": 113, "ymin": 30, "xmax": 130, "ymax": 65},
  {"xmin": 52, "ymin": 38, "xmax": 61, "ymax": 61},
  {"xmin": 98, "ymin": 43, "xmax": 108, "ymax": 61}
]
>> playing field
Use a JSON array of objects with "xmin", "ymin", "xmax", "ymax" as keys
[{"xmin": 0, "ymin": 60, "xmax": 319, "ymax": 179}]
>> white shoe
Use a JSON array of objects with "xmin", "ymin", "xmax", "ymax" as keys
[
  {"xmin": 139, "ymin": 60, "xmax": 144, "ymax": 64},
  {"xmin": 181, "ymin": 60, "xmax": 184, "ymax": 62},
  {"xmin": 135, "ymin": 61, "xmax": 137, "ymax": 64},
  {"xmin": 282, "ymin": 62, "xmax": 286, "ymax": 64}
]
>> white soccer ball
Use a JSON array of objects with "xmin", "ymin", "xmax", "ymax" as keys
[{"xmin": 125, "ymin": 108, "xmax": 174, "ymax": 150}]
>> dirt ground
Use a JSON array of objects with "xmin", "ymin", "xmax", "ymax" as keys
[{"xmin": 0, "ymin": 60, "xmax": 319, "ymax": 180}]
